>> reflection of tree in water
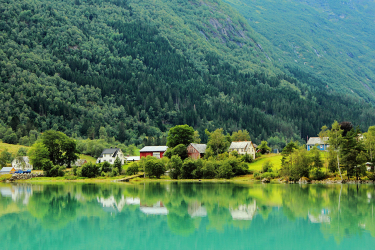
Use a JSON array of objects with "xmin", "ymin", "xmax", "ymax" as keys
[{"xmin": 28, "ymin": 186, "xmax": 79, "ymax": 230}]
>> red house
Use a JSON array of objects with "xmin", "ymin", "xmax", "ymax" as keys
[
  {"xmin": 187, "ymin": 143, "xmax": 207, "ymax": 160},
  {"xmin": 140, "ymin": 146, "xmax": 168, "ymax": 159}
]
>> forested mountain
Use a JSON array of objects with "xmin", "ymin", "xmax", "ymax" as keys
[
  {"xmin": 225, "ymin": 0, "xmax": 375, "ymax": 103},
  {"xmin": 1, "ymin": 0, "xmax": 375, "ymax": 148}
]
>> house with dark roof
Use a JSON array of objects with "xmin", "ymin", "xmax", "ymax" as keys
[
  {"xmin": 96, "ymin": 148, "xmax": 125, "ymax": 165},
  {"xmin": 187, "ymin": 143, "xmax": 207, "ymax": 159},
  {"xmin": 229, "ymin": 141, "xmax": 256, "ymax": 159},
  {"xmin": 307, "ymin": 137, "xmax": 329, "ymax": 151},
  {"xmin": 140, "ymin": 146, "xmax": 168, "ymax": 159}
]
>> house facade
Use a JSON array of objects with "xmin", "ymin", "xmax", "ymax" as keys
[
  {"xmin": 11, "ymin": 156, "xmax": 33, "ymax": 171},
  {"xmin": 96, "ymin": 148, "xmax": 126, "ymax": 165},
  {"xmin": 229, "ymin": 141, "xmax": 256, "ymax": 160},
  {"xmin": 140, "ymin": 146, "xmax": 168, "ymax": 159},
  {"xmin": 187, "ymin": 143, "xmax": 207, "ymax": 160},
  {"xmin": 307, "ymin": 137, "xmax": 329, "ymax": 151}
]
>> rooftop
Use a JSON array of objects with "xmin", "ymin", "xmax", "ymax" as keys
[
  {"xmin": 307, "ymin": 137, "xmax": 329, "ymax": 145},
  {"xmin": 189, "ymin": 143, "xmax": 207, "ymax": 153},
  {"xmin": 229, "ymin": 141, "xmax": 254, "ymax": 149},
  {"xmin": 140, "ymin": 146, "xmax": 168, "ymax": 152}
]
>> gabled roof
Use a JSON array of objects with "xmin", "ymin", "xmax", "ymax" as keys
[
  {"xmin": 99, "ymin": 148, "xmax": 121, "ymax": 158},
  {"xmin": 0, "ymin": 167, "xmax": 14, "ymax": 172},
  {"xmin": 189, "ymin": 143, "xmax": 207, "ymax": 154},
  {"xmin": 140, "ymin": 146, "xmax": 168, "ymax": 152},
  {"xmin": 12, "ymin": 156, "xmax": 30, "ymax": 163},
  {"xmin": 307, "ymin": 137, "xmax": 329, "ymax": 145},
  {"xmin": 229, "ymin": 141, "xmax": 254, "ymax": 149}
]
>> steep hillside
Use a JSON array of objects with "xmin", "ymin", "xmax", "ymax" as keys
[
  {"xmin": 224, "ymin": 0, "xmax": 375, "ymax": 102},
  {"xmin": 0, "ymin": 0, "xmax": 375, "ymax": 147}
]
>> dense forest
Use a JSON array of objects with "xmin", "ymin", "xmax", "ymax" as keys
[
  {"xmin": 225, "ymin": 0, "xmax": 375, "ymax": 102},
  {"xmin": 1, "ymin": 0, "xmax": 375, "ymax": 149}
]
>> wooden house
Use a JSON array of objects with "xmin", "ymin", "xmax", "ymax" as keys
[
  {"xmin": 139, "ymin": 146, "xmax": 168, "ymax": 159},
  {"xmin": 229, "ymin": 141, "xmax": 256, "ymax": 159},
  {"xmin": 187, "ymin": 143, "xmax": 207, "ymax": 159}
]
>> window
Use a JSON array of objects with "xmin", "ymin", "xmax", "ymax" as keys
[
  {"xmin": 153, "ymin": 152, "xmax": 160, "ymax": 158},
  {"xmin": 109, "ymin": 159, "xmax": 112, "ymax": 163}
]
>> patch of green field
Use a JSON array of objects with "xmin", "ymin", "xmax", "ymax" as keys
[
  {"xmin": 248, "ymin": 154, "xmax": 282, "ymax": 172},
  {"xmin": 79, "ymin": 154, "xmax": 97, "ymax": 164},
  {"xmin": 0, "ymin": 142, "xmax": 29, "ymax": 155}
]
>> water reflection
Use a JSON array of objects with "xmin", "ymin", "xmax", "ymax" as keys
[{"xmin": 0, "ymin": 183, "xmax": 375, "ymax": 249}]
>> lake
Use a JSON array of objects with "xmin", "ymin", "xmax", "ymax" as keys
[{"xmin": 0, "ymin": 182, "xmax": 375, "ymax": 250}]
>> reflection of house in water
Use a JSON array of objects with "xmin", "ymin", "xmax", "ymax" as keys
[
  {"xmin": 188, "ymin": 201, "xmax": 207, "ymax": 218},
  {"xmin": 0, "ymin": 185, "xmax": 35, "ymax": 205},
  {"xmin": 97, "ymin": 195, "xmax": 126, "ymax": 213},
  {"xmin": 126, "ymin": 197, "xmax": 140, "ymax": 205},
  {"xmin": 308, "ymin": 209, "xmax": 330, "ymax": 224},
  {"xmin": 140, "ymin": 201, "xmax": 168, "ymax": 215},
  {"xmin": 230, "ymin": 200, "xmax": 257, "ymax": 220}
]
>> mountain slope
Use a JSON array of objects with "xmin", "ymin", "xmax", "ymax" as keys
[
  {"xmin": 0, "ymin": 0, "xmax": 375, "ymax": 148},
  {"xmin": 224, "ymin": 0, "xmax": 375, "ymax": 102}
]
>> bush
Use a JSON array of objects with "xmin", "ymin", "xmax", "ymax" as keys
[
  {"xmin": 253, "ymin": 172, "xmax": 261, "ymax": 180},
  {"xmin": 241, "ymin": 153, "xmax": 253, "ymax": 163},
  {"xmin": 260, "ymin": 172, "xmax": 279, "ymax": 179},
  {"xmin": 48, "ymin": 166, "xmax": 65, "ymax": 177},
  {"xmin": 202, "ymin": 161, "xmax": 217, "ymax": 179},
  {"xmin": 181, "ymin": 158, "xmax": 198, "ymax": 179},
  {"xmin": 167, "ymin": 155, "xmax": 183, "ymax": 179},
  {"xmin": 165, "ymin": 144, "xmax": 188, "ymax": 160},
  {"xmin": 145, "ymin": 158, "xmax": 165, "ymax": 178},
  {"xmin": 217, "ymin": 162, "xmax": 234, "ymax": 179},
  {"xmin": 110, "ymin": 168, "xmax": 119, "ymax": 177},
  {"xmin": 101, "ymin": 161, "xmax": 112, "ymax": 173},
  {"xmin": 192, "ymin": 159, "xmax": 204, "ymax": 179},
  {"xmin": 262, "ymin": 161, "xmax": 273, "ymax": 173},
  {"xmin": 80, "ymin": 162, "xmax": 101, "ymax": 178},
  {"xmin": 126, "ymin": 163, "xmax": 139, "ymax": 176}
]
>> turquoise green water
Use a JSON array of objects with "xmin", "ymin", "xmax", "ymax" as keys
[{"xmin": 1, "ymin": 182, "xmax": 375, "ymax": 250}]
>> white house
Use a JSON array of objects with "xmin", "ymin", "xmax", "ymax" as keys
[
  {"xmin": 229, "ymin": 141, "xmax": 256, "ymax": 160},
  {"xmin": 96, "ymin": 148, "xmax": 126, "ymax": 165},
  {"xmin": 11, "ymin": 156, "xmax": 33, "ymax": 171}
]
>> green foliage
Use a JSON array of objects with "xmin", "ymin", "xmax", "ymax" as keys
[
  {"xmin": 0, "ymin": 149, "xmax": 13, "ymax": 167},
  {"xmin": 101, "ymin": 162, "xmax": 112, "ymax": 173},
  {"xmin": 167, "ymin": 125, "xmax": 195, "ymax": 148},
  {"xmin": 167, "ymin": 155, "xmax": 183, "ymax": 179},
  {"xmin": 202, "ymin": 161, "xmax": 217, "ymax": 179},
  {"xmin": 241, "ymin": 153, "xmax": 253, "ymax": 163},
  {"xmin": 164, "ymin": 144, "xmax": 188, "ymax": 160},
  {"xmin": 28, "ymin": 142, "xmax": 49, "ymax": 170},
  {"xmin": 231, "ymin": 130, "xmax": 251, "ymax": 141},
  {"xmin": 258, "ymin": 141, "xmax": 271, "ymax": 154},
  {"xmin": 126, "ymin": 163, "xmax": 139, "ymax": 176},
  {"xmin": 41, "ymin": 130, "xmax": 79, "ymax": 167},
  {"xmin": 144, "ymin": 157, "xmax": 165, "ymax": 178},
  {"xmin": 114, "ymin": 157, "xmax": 122, "ymax": 174},
  {"xmin": 79, "ymin": 163, "xmax": 101, "ymax": 178},
  {"xmin": 0, "ymin": 0, "xmax": 375, "ymax": 149},
  {"xmin": 16, "ymin": 147, "xmax": 28, "ymax": 157},
  {"xmin": 217, "ymin": 162, "xmax": 234, "ymax": 179},
  {"xmin": 262, "ymin": 161, "xmax": 273, "ymax": 173},
  {"xmin": 181, "ymin": 158, "xmax": 197, "ymax": 179},
  {"xmin": 206, "ymin": 129, "xmax": 231, "ymax": 156}
]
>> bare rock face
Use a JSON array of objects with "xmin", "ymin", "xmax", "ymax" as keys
[
  {"xmin": 262, "ymin": 178, "xmax": 270, "ymax": 183},
  {"xmin": 8, "ymin": 173, "xmax": 44, "ymax": 182}
]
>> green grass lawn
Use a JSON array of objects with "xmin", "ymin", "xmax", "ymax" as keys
[
  {"xmin": 0, "ymin": 142, "xmax": 29, "ymax": 155},
  {"xmin": 79, "ymin": 154, "xmax": 97, "ymax": 164},
  {"xmin": 248, "ymin": 154, "xmax": 282, "ymax": 172}
]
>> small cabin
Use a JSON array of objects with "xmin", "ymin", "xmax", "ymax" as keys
[
  {"xmin": 0, "ymin": 167, "xmax": 16, "ymax": 175},
  {"xmin": 307, "ymin": 137, "xmax": 329, "ymax": 151},
  {"xmin": 139, "ymin": 146, "xmax": 168, "ymax": 159}
]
